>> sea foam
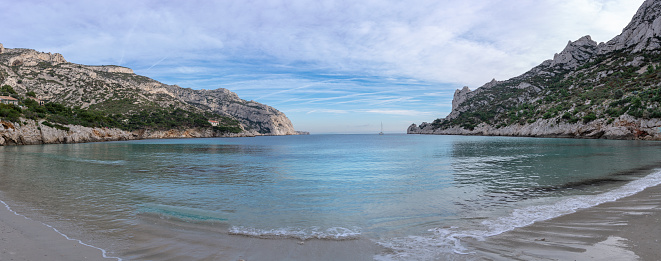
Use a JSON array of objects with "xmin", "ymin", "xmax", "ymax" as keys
[
  {"xmin": 376, "ymin": 169, "xmax": 661, "ymax": 260},
  {"xmin": 228, "ymin": 226, "xmax": 362, "ymax": 240}
]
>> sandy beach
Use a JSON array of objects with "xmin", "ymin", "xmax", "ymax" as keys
[
  {"xmin": 466, "ymin": 183, "xmax": 661, "ymax": 260},
  {"xmin": 0, "ymin": 200, "xmax": 117, "ymax": 261}
]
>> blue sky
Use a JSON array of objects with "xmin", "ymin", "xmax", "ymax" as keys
[{"xmin": 0, "ymin": 0, "xmax": 644, "ymax": 133}]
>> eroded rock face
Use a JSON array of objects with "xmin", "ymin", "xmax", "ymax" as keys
[
  {"xmin": 88, "ymin": 65, "xmax": 134, "ymax": 74},
  {"xmin": 0, "ymin": 43, "xmax": 4, "ymax": 54},
  {"xmin": 153, "ymin": 85, "xmax": 298, "ymax": 135},
  {"xmin": 551, "ymin": 35, "xmax": 598, "ymax": 69},
  {"xmin": 599, "ymin": 0, "xmax": 661, "ymax": 53},
  {"xmin": 411, "ymin": 0, "xmax": 661, "ymax": 139},
  {"xmin": 452, "ymin": 86, "xmax": 471, "ymax": 111},
  {"xmin": 4, "ymin": 48, "xmax": 66, "ymax": 67},
  {"xmin": 408, "ymin": 115, "xmax": 661, "ymax": 140},
  {"xmin": 0, "ymin": 46, "xmax": 299, "ymax": 135},
  {"xmin": 0, "ymin": 119, "xmax": 255, "ymax": 146}
]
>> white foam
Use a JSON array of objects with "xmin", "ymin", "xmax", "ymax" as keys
[
  {"xmin": 228, "ymin": 226, "xmax": 361, "ymax": 240},
  {"xmin": 376, "ymin": 170, "xmax": 661, "ymax": 260},
  {"xmin": 0, "ymin": 199, "xmax": 122, "ymax": 261}
]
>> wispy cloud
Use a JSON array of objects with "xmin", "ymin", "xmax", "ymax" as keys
[
  {"xmin": 0, "ymin": 0, "xmax": 645, "ymax": 133},
  {"xmin": 364, "ymin": 109, "xmax": 434, "ymax": 116},
  {"xmin": 306, "ymin": 109, "xmax": 350, "ymax": 114}
]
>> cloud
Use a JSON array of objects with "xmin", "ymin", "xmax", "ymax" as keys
[
  {"xmin": 0, "ymin": 0, "xmax": 646, "ymax": 133},
  {"xmin": 306, "ymin": 109, "xmax": 350, "ymax": 114},
  {"xmin": 364, "ymin": 109, "xmax": 434, "ymax": 116},
  {"xmin": 2, "ymin": 0, "xmax": 643, "ymax": 87}
]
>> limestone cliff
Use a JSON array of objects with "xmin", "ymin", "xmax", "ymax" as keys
[
  {"xmin": 0, "ymin": 119, "xmax": 254, "ymax": 146},
  {"xmin": 0, "ymin": 45, "xmax": 299, "ymax": 135},
  {"xmin": 410, "ymin": 0, "xmax": 661, "ymax": 140},
  {"xmin": 152, "ymin": 85, "xmax": 298, "ymax": 135},
  {"xmin": 409, "ymin": 115, "xmax": 661, "ymax": 140}
]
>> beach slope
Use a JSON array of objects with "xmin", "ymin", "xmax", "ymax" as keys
[{"xmin": 0, "ymin": 200, "xmax": 117, "ymax": 261}]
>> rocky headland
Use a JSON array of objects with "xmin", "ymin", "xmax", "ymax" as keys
[
  {"xmin": 409, "ymin": 0, "xmax": 661, "ymax": 140},
  {"xmin": 0, "ymin": 44, "xmax": 302, "ymax": 139}
]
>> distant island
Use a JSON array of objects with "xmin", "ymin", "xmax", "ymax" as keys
[
  {"xmin": 0, "ymin": 43, "xmax": 306, "ymax": 146},
  {"xmin": 409, "ymin": 0, "xmax": 661, "ymax": 140}
]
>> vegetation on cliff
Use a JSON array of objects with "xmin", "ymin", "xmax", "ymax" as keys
[
  {"xmin": 415, "ymin": 0, "xmax": 661, "ymax": 139},
  {"xmin": 1, "ymin": 95, "xmax": 242, "ymax": 133},
  {"xmin": 0, "ymin": 46, "xmax": 298, "ymax": 135},
  {"xmin": 434, "ymin": 50, "xmax": 661, "ymax": 131}
]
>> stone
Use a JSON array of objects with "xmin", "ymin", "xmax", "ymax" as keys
[
  {"xmin": 599, "ymin": 0, "xmax": 661, "ymax": 53},
  {"xmin": 0, "ymin": 119, "xmax": 258, "ymax": 146},
  {"xmin": 409, "ymin": 0, "xmax": 661, "ymax": 141},
  {"xmin": 0, "ymin": 45, "xmax": 299, "ymax": 136},
  {"xmin": 452, "ymin": 86, "xmax": 471, "ymax": 110},
  {"xmin": 551, "ymin": 35, "xmax": 598, "ymax": 69}
]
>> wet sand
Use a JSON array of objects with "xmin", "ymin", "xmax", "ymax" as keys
[
  {"xmin": 121, "ymin": 214, "xmax": 384, "ymax": 261},
  {"xmin": 0, "ymin": 200, "xmax": 117, "ymax": 261},
  {"xmin": 465, "ymin": 184, "xmax": 661, "ymax": 260}
]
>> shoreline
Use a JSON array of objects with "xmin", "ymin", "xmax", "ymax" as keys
[
  {"xmin": 407, "ymin": 115, "xmax": 661, "ymax": 141},
  {"xmin": 0, "ymin": 118, "xmax": 309, "ymax": 147},
  {"xmin": 465, "ymin": 181, "xmax": 661, "ymax": 260},
  {"xmin": 0, "ymin": 199, "xmax": 120, "ymax": 261}
]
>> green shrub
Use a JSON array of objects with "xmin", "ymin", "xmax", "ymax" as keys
[
  {"xmin": 582, "ymin": 112, "xmax": 597, "ymax": 123},
  {"xmin": 41, "ymin": 121, "xmax": 70, "ymax": 131},
  {"xmin": 1, "ymin": 85, "xmax": 16, "ymax": 95}
]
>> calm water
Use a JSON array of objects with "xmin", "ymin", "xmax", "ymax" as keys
[{"xmin": 1, "ymin": 134, "xmax": 661, "ymax": 260}]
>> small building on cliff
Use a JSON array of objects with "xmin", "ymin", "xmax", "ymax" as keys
[
  {"xmin": 26, "ymin": 96, "xmax": 45, "ymax": 106},
  {"xmin": 0, "ymin": 96, "xmax": 18, "ymax": 105},
  {"xmin": 208, "ymin": 120, "xmax": 219, "ymax": 127}
]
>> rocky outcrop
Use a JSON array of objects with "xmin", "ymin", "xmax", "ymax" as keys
[
  {"xmin": 0, "ymin": 43, "xmax": 4, "ymax": 54},
  {"xmin": 410, "ymin": 0, "xmax": 661, "ymax": 140},
  {"xmin": 0, "ymin": 119, "xmax": 255, "ymax": 146},
  {"xmin": 88, "ymin": 65, "xmax": 134, "ymax": 74},
  {"xmin": 3, "ymin": 48, "xmax": 66, "ymax": 67},
  {"xmin": 0, "ymin": 119, "xmax": 136, "ymax": 146},
  {"xmin": 452, "ymin": 86, "xmax": 471, "ymax": 110},
  {"xmin": 599, "ymin": 0, "xmax": 661, "ymax": 53},
  {"xmin": 551, "ymin": 35, "xmax": 598, "ymax": 69},
  {"xmin": 408, "ymin": 115, "xmax": 661, "ymax": 140},
  {"xmin": 154, "ymin": 86, "xmax": 298, "ymax": 135},
  {"xmin": 0, "ymin": 43, "xmax": 300, "ymax": 135}
]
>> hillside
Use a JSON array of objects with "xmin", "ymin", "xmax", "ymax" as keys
[
  {"xmin": 409, "ymin": 0, "xmax": 661, "ymax": 140},
  {"xmin": 0, "ymin": 44, "xmax": 300, "ymax": 136}
]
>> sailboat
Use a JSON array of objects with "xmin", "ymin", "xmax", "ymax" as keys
[{"xmin": 379, "ymin": 122, "xmax": 384, "ymax": 135}]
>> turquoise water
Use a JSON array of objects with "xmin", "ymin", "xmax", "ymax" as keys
[{"xmin": 1, "ymin": 134, "xmax": 661, "ymax": 260}]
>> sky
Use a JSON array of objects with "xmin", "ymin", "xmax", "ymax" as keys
[{"xmin": 0, "ymin": 0, "xmax": 646, "ymax": 134}]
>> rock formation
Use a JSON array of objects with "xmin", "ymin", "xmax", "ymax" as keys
[
  {"xmin": 0, "ymin": 119, "xmax": 254, "ymax": 146},
  {"xmin": 550, "ymin": 35, "xmax": 598, "ymax": 69},
  {"xmin": 410, "ymin": 0, "xmax": 661, "ymax": 140},
  {"xmin": 599, "ymin": 0, "xmax": 661, "ymax": 53},
  {"xmin": 154, "ymin": 86, "xmax": 298, "ymax": 135},
  {"xmin": 452, "ymin": 86, "xmax": 471, "ymax": 110},
  {"xmin": 0, "ymin": 43, "xmax": 300, "ymax": 136},
  {"xmin": 409, "ymin": 115, "xmax": 661, "ymax": 140}
]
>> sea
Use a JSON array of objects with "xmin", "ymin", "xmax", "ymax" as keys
[{"xmin": 1, "ymin": 134, "xmax": 661, "ymax": 260}]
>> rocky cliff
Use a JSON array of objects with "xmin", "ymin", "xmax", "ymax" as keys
[
  {"xmin": 154, "ymin": 85, "xmax": 297, "ymax": 135},
  {"xmin": 0, "ymin": 119, "xmax": 253, "ymax": 146},
  {"xmin": 0, "ymin": 46, "xmax": 299, "ymax": 136},
  {"xmin": 409, "ymin": 115, "xmax": 661, "ymax": 140},
  {"xmin": 410, "ymin": 0, "xmax": 661, "ymax": 140}
]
